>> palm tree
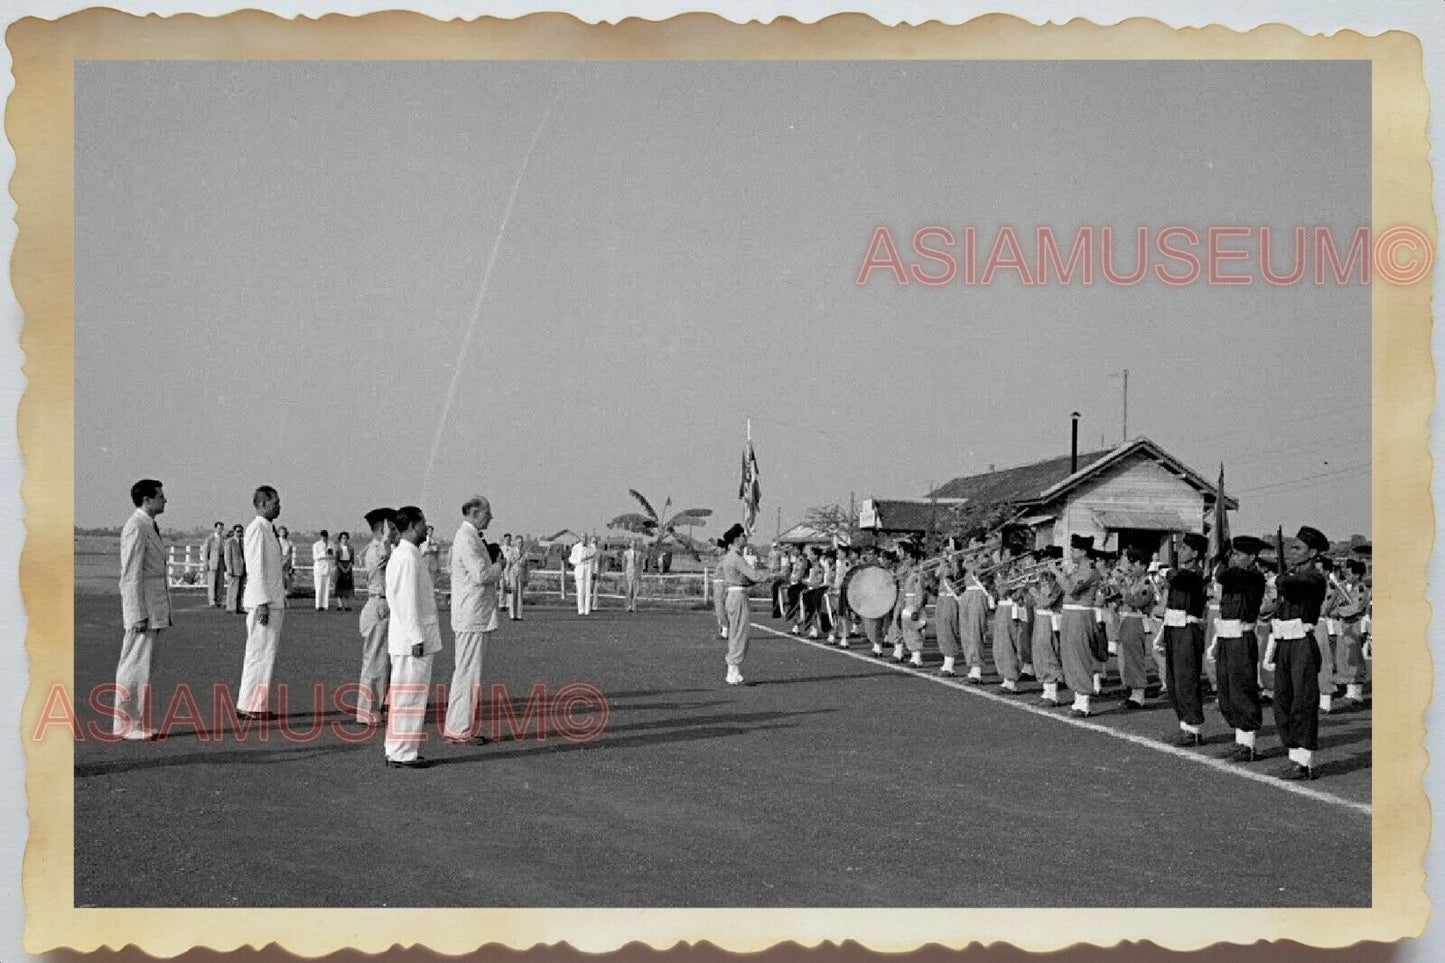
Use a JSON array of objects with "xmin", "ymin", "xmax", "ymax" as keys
[{"xmin": 608, "ymin": 491, "xmax": 713, "ymax": 557}]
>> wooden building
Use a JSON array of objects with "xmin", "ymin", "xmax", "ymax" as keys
[{"xmin": 924, "ymin": 437, "xmax": 1236, "ymax": 562}]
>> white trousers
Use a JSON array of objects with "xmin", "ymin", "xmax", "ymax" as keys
[
  {"xmin": 357, "ymin": 602, "xmax": 390, "ymax": 724},
  {"xmin": 238, "ymin": 606, "xmax": 284, "ymax": 713},
  {"xmin": 385, "ymin": 653, "xmax": 434, "ymax": 762},
  {"xmin": 314, "ymin": 566, "xmax": 332, "ymax": 609},
  {"xmin": 444, "ymin": 630, "xmax": 490, "ymax": 738},
  {"xmin": 114, "ymin": 627, "xmax": 158, "ymax": 735},
  {"xmin": 575, "ymin": 570, "xmax": 593, "ymax": 614},
  {"xmin": 508, "ymin": 578, "xmax": 523, "ymax": 619}
]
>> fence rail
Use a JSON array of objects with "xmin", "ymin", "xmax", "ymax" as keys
[{"xmin": 166, "ymin": 548, "xmax": 774, "ymax": 603}]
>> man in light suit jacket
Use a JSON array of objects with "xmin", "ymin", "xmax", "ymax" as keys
[
  {"xmin": 223, "ymin": 524, "xmax": 246, "ymax": 614},
  {"xmin": 114, "ymin": 478, "xmax": 172, "ymax": 740},
  {"xmin": 385, "ymin": 505, "xmax": 441, "ymax": 768},
  {"xmin": 445, "ymin": 494, "xmax": 504, "ymax": 742},
  {"xmin": 237, "ymin": 485, "xmax": 286, "ymax": 718},
  {"xmin": 201, "ymin": 521, "xmax": 225, "ymax": 608}
]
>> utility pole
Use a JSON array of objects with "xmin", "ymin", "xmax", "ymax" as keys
[
  {"xmin": 1122, "ymin": 368, "xmax": 1129, "ymax": 443},
  {"xmin": 775, "ymin": 505, "xmax": 782, "ymax": 542},
  {"xmin": 1109, "ymin": 368, "xmax": 1130, "ymax": 444}
]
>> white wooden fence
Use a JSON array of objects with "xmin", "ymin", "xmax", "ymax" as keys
[{"xmin": 167, "ymin": 547, "xmax": 769, "ymax": 603}]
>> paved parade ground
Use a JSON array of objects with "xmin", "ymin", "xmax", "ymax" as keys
[{"xmin": 71, "ymin": 593, "xmax": 1371, "ymax": 908}]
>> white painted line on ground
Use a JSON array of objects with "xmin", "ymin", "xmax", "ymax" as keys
[{"xmin": 751, "ymin": 622, "xmax": 1371, "ymax": 817}]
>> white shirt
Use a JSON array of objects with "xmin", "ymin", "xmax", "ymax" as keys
[
  {"xmin": 386, "ymin": 539, "xmax": 442, "ymax": 656},
  {"xmin": 312, "ymin": 538, "xmax": 334, "ymax": 571},
  {"xmin": 243, "ymin": 515, "xmax": 286, "ymax": 608}
]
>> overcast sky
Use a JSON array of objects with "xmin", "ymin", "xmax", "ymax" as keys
[{"xmin": 75, "ymin": 60, "xmax": 1370, "ymax": 539}]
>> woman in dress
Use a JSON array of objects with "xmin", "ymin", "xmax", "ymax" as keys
[
  {"xmin": 334, "ymin": 531, "xmax": 355, "ymax": 612},
  {"xmin": 276, "ymin": 526, "xmax": 295, "ymax": 608}
]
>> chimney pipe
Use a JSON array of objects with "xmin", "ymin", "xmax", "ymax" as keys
[{"xmin": 1070, "ymin": 411, "xmax": 1081, "ymax": 473}]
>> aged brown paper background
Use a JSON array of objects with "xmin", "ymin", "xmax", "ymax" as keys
[{"xmin": 11, "ymin": 9, "xmax": 1434, "ymax": 956}]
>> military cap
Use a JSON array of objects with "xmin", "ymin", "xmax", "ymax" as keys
[
  {"xmin": 1295, "ymin": 526, "xmax": 1330, "ymax": 553},
  {"xmin": 1181, "ymin": 532, "xmax": 1209, "ymax": 554},
  {"xmin": 1231, "ymin": 535, "xmax": 1269, "ymax": 555}
]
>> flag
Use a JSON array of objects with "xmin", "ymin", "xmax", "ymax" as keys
[
  {"xmin": 1208, "ymin": 462, "xmax": 1230, "ymax": 564},
  {"xmin": 739, "ymin": 439, "xmax": 761, "ymax": 532}
]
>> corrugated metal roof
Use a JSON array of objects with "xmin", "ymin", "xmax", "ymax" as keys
[{"xmin": 927, "ymin": 450, "xmax": 1112, "ymax": 505}]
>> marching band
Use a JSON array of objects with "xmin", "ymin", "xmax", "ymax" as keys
[{"xmin": 765, "ymin": 524, "xmax": 1371, "ymax": 782}]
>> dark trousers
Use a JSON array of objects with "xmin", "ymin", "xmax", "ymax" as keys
[
  {"xmin": 1215, "ymin": 635, "xmax": 1262, "ymax": 732},
  {"xmin": 1272, "ymin": 635, "xmax": 1321, "ymax": 751},
  {"xmin": 771, "ymin": 579, "xmax": 788, "ymax": 618},
  {"xmin": 799, "ymin": 586, "xmax": 833, "ymax": 633},
  {"xmin": 1165, "ymin": 624, "xmax": 1206, "ymax": 726},
  {"xmin": 783, "ymin": 583, "xmax": 805, "ymax": 622}
]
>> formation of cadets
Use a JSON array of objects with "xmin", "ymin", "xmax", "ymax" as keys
[{"xmin": 763, "ymin": 526, "xmax": 1371, "ymax": 782}]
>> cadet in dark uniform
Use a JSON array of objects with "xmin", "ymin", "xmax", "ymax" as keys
[
  {"xmin": 1161, "ymin": 532, "xmax": 1210, "ymax": 745},
  {"xmin": 1264, "ymin": 526, "xmax": 1330, "ymax": 780},
  {"xmin": 1209, "ymin": 535, "xmax": 1269, "ymax": 761}
]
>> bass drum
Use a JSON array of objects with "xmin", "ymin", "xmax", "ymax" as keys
[{"xmin": 845, "ymin": 563, "xmax": 898, "ymax": 620}]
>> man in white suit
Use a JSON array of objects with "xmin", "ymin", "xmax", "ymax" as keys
[
  {"xmin": 385, "ymin": 505, "xmax": 441, "ymax": 768},
  {"xmin": 312, "ymin": 530, "xmax": 335, "ymax": 611},
  {"xmin": 238, "ymin": 485, "xmax": 286, "ymax": 718},
  {"xmin": 356, "ymin": 507, "xmax": 398, "ymax": 726},
  {"xmin": 446, "ymin": 495, "xmax": 504, "ymax": 743},
  {"xmin": 114, "ymin": 478, "xmax": 172, "ymax": 740},
  {"xmin": 570, "ymin": 536, "xmax": 599, "ymax": 616},
  {"xmin": 201, "ymin": 521, "xmax": 225, "ymax": 608}
]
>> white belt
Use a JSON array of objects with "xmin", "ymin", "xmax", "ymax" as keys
[
  {"xmin": 1270, "ymin": 618, "xmax": 1314, "ymax": 640},
  {"xmin": 1062, "ymin": 604, "xmax": 1093, "ymax": 612},
  {"xmin": 726, "ymin": 585, "xmax": 750, "ymax": 592},
  {"xmin": 1120, "ymin": 612, "xmax": 1145, "ymax": 619},
  {"xmin": 1212, "ymin": 618, "xmax": 1255, "ymax": 638},
  {"xmin": 1164, "ymin": 609, "xmax": 1203, "ymax": 627},
  {"xmin": 1326, "ymin": 618, "xmax": 1342, "ymax": 634}
]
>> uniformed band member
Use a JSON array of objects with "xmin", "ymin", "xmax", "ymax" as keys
[
  {"xmin": 957, "ymin": 566, "xmax": 993, "ymax": 683},
  {"xmin": 896, "ymin": 543, "xmax": 929, "ymax": 667},
  {"xmin": 1334, "ymin": 558, "xmax": 1371, "ymax": 706},
  {"xmin": 1209, "ymin": 535, "xmax": 1269, "ymax": 760},
  {"xmin": 355, "ymin": 507, "xmax": 397, "ymax": 726},
  {"xmin": 384, "ymin": 505, "xmax": 440, "ymax": 768},
  {"xmin": 933, "ymin": 557, "xmax": 963, "ymax": 676},
  {"xmin": 238, "ymin": 486, "xmax": 286, "ymax": 718},
  {"xmin": 1114, "ymin": 550, "xmax": 1155, "ymax": 710},
  {"xmin": 784, "ymin": 550, "xmax": 808, "ymax": 630},
  {"xmin": 719, "ymin": 523, "xmax": 764, "ymax": 685},
  {"xmin": 1316, "ymin": 557, "xmax": 1342, "ymax": 714},
  {"xmin": 1031, "ymin": 571, "xmax": 1065, "ymax": 706},
  {"xmin": 1052, "ymin": 533, "xmax": 1101, "ymax": 717},
  {"xmin": 1264, "ymin": 526, "xmax": 1330, "ymax": 780},
  {"xmin": 114, "ymin": 479, "xmax": 172, "ymax": 740},
  {"xmin": 827, "ymin": 548, "xmax": 852, "ymax": 645},
  {"xmin": 1160, "ymin": 532, "xmax": 1210, "ymax": 744}
]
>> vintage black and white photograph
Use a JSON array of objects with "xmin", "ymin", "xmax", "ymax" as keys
[{"xmin": 67, "ymin": 55, "xmax": 1379, "ymax": 912}]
